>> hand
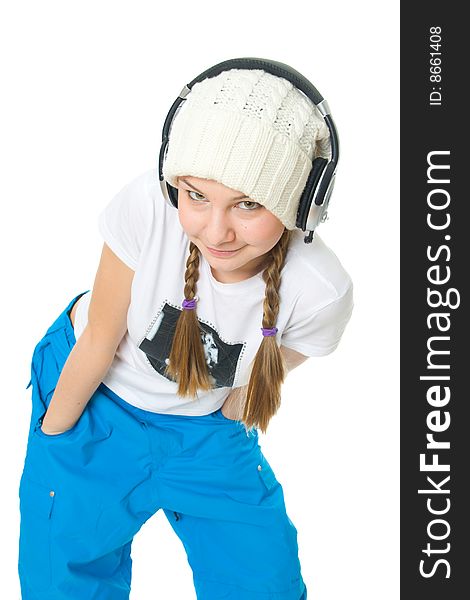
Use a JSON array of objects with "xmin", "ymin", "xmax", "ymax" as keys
[
  {"xmin": 40, "ymin": 413, "xmax": 74, "ymax": 435},
  {"xmin": 221, "ymin": 386, "xmax": 248, "ymax": 421},
  {"xmin": 221, "ymin": 403, "xmax": 239, "ymax": 421},
  {"xmin": 40, "ymin": 424, "xmax": 69, "ymax": 435}
]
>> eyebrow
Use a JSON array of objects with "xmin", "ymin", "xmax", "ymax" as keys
[{"xmin": 179, "ymin": 178, "xmax": 249, "ymax": 201}]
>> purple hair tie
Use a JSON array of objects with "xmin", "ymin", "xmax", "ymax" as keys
[
  {"xmin": 261, "ymin": 326, "xmax": 278, "ymax": 337},
  {"xmin": 182, "ymin": 296, "xmax": 198, "ymax": 310}
]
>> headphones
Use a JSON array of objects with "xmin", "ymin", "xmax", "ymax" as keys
[{"xmin": 158, "ymin": 57, "xmax": 340, "ymax": 244}]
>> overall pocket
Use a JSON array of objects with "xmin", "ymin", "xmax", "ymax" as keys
[
  {"xmin": 18, "ymin": 475, "xmax": 56, "ymax": 592},
  {"xmin": 33, "ymin": 410, "xmax": 84, "ymax": 440},
  {"xmin": 257, "ymin": 452, "xmax": 278, "ymax": 491},
  {"xmin": 29, "ymin": 320, "xmax": 84, "ymax": 441}
]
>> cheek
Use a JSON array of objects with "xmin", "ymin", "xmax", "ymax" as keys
[
  {"xmin": 243, "ymin": 217, "xmax": 285, "ymax": 248},
  {"xmin": 177, "ymin": 198, "xmax": 198, "ymax": 234},
  {"xmin": 177, "ymin": 208, "xmax": 191, "ymax": 233}
]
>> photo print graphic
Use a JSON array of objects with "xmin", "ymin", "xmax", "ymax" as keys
[{"xmin": 139, "ymin": 302, "xmax": 244, "ymax": 389}]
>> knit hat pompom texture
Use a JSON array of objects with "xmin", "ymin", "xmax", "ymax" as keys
[{"xmin": 162, "ymin": 69, "xmax": 331, "ymax": 230}]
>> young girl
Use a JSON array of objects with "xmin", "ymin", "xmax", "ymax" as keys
[{"xmin": 18, "ymin": 63, "xmax": 354, "ymax": 599}]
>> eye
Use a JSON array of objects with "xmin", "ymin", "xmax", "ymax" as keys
[
  {"xmin": 188, "ymin": 190, "xmax": 207, "ymax": 202},
  {"xmin": 238, "ymin": 200, "xmax": 261, "ymax": 211}
]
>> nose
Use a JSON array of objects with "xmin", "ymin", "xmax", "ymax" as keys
[{"xmin": 204, "ymin": 208, "xmax": 236, "ymax": 247}]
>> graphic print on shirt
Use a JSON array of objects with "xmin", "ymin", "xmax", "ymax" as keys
[{"xmin": 139, "ymin": 301, "xmax": 244, "ymax": 388}]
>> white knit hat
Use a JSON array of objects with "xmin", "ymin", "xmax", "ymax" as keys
[{"xmin": 162, "ymin": 68, "xmax": 331, "ymax": 230}]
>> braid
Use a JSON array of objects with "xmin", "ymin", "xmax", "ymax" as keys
[
  {"xmin": 164, "ymin": 241, "xmax": 213, "ymax": 397},
  {"xmin": 183, "ymin": 242, "xmax": 201, "ymax": 301},
  {"xmin": 242, "ymin": 229, "xmax": 292, "ymax": 433}
]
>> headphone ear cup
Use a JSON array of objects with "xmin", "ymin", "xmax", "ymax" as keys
[
  {"xmin": 296, "ymin": 157, "xmax": 328, "ymax": 229},
  {"xmin": 168, "ymin": 183, "xmax": 178, "ymax": 208}
]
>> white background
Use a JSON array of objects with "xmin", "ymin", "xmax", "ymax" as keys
[{"xmin": 1, "ymin": 1, "xmax": 399, "ymax": 598}]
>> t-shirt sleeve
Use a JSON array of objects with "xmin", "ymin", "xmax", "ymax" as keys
[
  {"xmin": 97, "ymin": 174, "xmax": 154, "ymax": 270},
  {"xmin": 281, "ymin": 281, "xmax": 354, "ymax": 357}
]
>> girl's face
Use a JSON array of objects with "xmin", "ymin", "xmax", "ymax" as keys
[{"xmin": 176, "ymin": 176, "xmax": 286, "ymax": 284}]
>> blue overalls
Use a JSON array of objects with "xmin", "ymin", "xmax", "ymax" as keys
[{"xmin": 18, "ymin": 291, "xmax": 308, "ymax": 599}]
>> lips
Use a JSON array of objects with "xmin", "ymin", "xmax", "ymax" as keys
[
  {"xmin": 206, "ymin": 245, "xmax": 242, "ymax": 257},
  {"xmin": 207, "ymin": 247, "xmax": 240, "ymax": 252}
]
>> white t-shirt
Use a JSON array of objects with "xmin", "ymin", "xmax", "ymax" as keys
[{"xmin": 73, "ymin": 168, "xmax": 354, "ymax": 415}]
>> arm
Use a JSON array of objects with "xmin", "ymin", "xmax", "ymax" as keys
[
  {"xmin": 279, "ymin": 344, "xmax": 309, "ymax": 371},
  {"xmin": 40, "ymin": 243, "xmax": 135, "ymax": 434},
  {"xmin": 221, "ymin": 345, "xmax": 308, "ymax": 421}
]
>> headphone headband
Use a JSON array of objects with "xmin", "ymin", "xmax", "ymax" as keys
[{"xmin": 158, "ymin": 57, "xmax": 340, "ymax": 243}]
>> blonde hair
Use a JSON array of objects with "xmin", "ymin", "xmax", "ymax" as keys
[{"xmin": 164, "ymin": 228, "xmax": 293, "ymax": 433}]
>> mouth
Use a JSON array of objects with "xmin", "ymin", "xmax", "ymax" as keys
[{"xmin": 205, "ymin": 245, "xmax": 243, "ymax": 257}]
